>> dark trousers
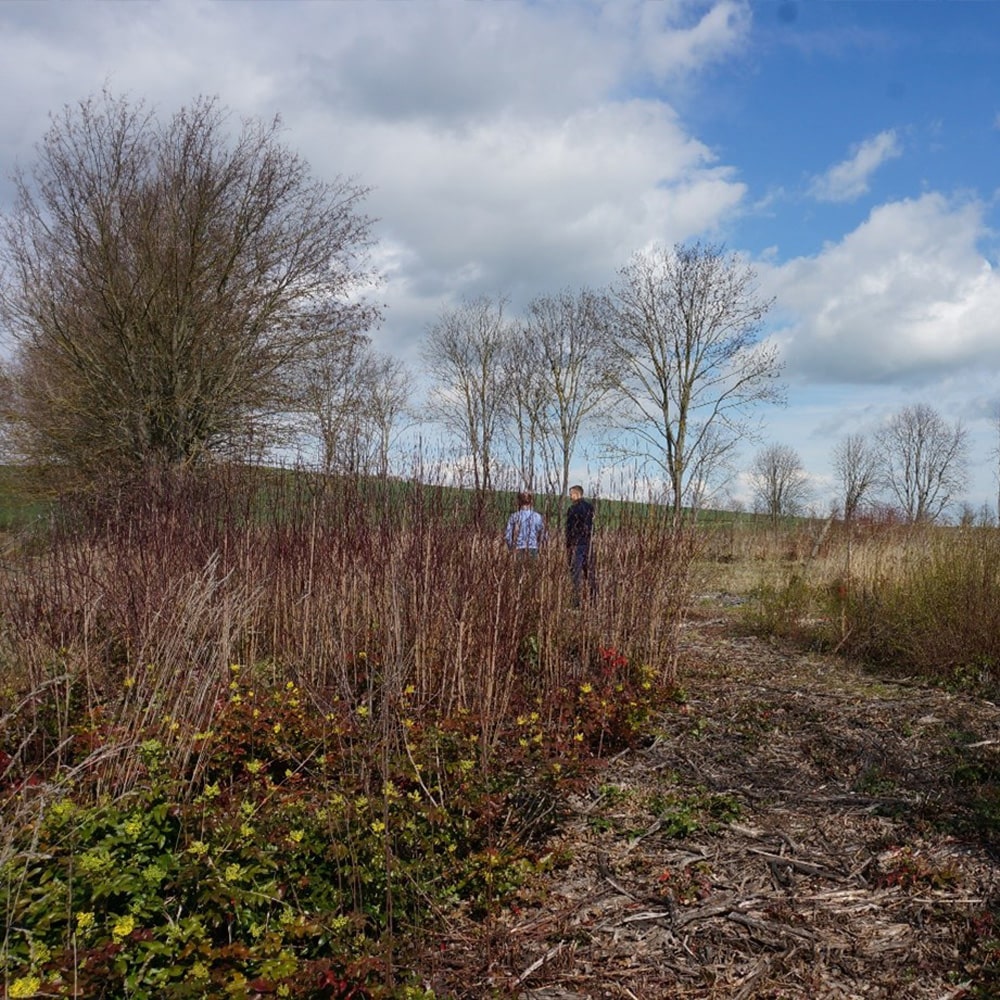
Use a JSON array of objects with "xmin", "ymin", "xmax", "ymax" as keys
[{"xmin": 568, "ymin": 543, "xmax": 593, "ymax": 603}]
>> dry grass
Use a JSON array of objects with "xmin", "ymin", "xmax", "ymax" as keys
[
  {"xmin": 691, "ymin": 515, "xmax": 1000, "ymax": 696},
  {"xmin": 0, "ymin": 467, "xmax": 695, "ymax": 796}
]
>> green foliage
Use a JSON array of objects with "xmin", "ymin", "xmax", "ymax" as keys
[
  {"xmin": 741, "ymin": 573, "xmax": 817, "ymax": 640},
  {"xmin": 645, "ymin": 789, "xmax": 742, "ymax": 838},
  {"xmin": 2, "ymin": 681, "xmax": 450, "ymax": 998},
  {"xmin": 1, "ymin": 648, "xmax": 676, "ymax": 997}
]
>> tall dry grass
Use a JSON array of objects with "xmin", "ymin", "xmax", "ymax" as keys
[
  {"xmin": 0, "ymin": 465, "xmax": 694, "ymax": 796},
  {"xmin": 696, "ymin": 513, "xmax": 1000, "ymax": 693}
]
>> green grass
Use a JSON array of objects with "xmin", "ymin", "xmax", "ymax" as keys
[{"xmin": 0, "ymin": 465, "xmax": 50, "ymax": 530}]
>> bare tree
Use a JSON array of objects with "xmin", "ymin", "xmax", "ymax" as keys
[
  {"xmin": 0, "ymin": 91, "xmax": 379, "ymax": 486},
  {"xmin": 421, "ymin": 294, "xmax": 511, "ymax": 492},
  {"xmin": 521, "ymin": 288, "xmax": 617, "ymax": 498},
  {"xmin": 0, "ymin": 361, "xmax": 13, "ymax": 461},
  {"xmin": 749, "ymin": 444, "xmax": 812, "ymax": 522},
  {"xmin": 608, "ymin": 241, "xmax": 782, "ymax": 520},
  {"xmin": 298, "ymin": 331, "xmax": 373, "ymax": 475},
  {"xmin": 875, "ymin": 403, "xmax": 968, "ymax": 523},
  {"xmin": 832, "ymin": 432, "xmax": 879, "ymax": 522},
  {"xmin": 364, "ymin": 352, "xmax": 413, "ymax": 479},
  {"xmin": 501, "ymin": 337, "xmax": 549, "ymax": 491},
  {"xmin": 298, "ymin": 331, "xmax": 412, "ymax": 478}
]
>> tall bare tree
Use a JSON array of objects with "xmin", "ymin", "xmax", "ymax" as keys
[
  {"xmin": 521, "ymin": 288, "xmax": 617, "ymax": 498},
  {"xmin": 421, "ymin": 294, "xmax": 511, "ymax": 491},
  {"xmin": 0, "ymin": 361, "xmax": 13, "ymax": 461},
  {"xmin": 298, "ymin": 331, "xmax": 412, "ymax": 478},
  {"xmin": 608, "ymin": 242, "xmax": 782, "ymax": 520},
  {"xmin": 875, "ymin": 403, "xmax": 969, "ymax": 523},
  {"xmin": 0, "ymin": 91, "xmax": 379, "ymax": 486},
  {"xmin": 832, "ymin": 432, "xmax": 879, "ymax": 522},
  {"xmin": 298, "ymin": 331, "xmax": 372, "ymax": 475},
  {"xmin": 749, "ymin": 443, "xmax": 812, "ymax": 522},
  {"xmin": 501, "ymin": 337, "xmax": 549, "ymax": 491},
  {"xmin": 364, "ymin": 352, "xmax": 413, "ymax": 479}
]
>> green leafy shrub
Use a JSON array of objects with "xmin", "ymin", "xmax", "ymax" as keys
[
  {"xmin": 1, "ymin": 651, "xmax": 676, "ymax": 998},
  {"xmin": 741, "ymin": 573, "xmax": 817, "ymax": 641}
]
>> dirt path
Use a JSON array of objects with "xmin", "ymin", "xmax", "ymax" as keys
[{"xmin": 429, "ymin": 603, "xmax": 1000, "ymax": 999}]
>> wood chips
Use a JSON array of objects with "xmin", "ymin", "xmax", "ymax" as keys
[{"xmin": 419, "ymin": 600, "xmax": 1000, "ymax": 999}]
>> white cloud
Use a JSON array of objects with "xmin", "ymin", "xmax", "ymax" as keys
[
  {"xmin": 809, "ymin": 129, "xmax": 903, "ymax": 203},
  {"xmin": 304, "ymin": 100, "xmax": 743, "ymax": 335},
  {"xmin": 763, "ymin": 193, "xmax": 1000, "ymax": 384},
  {"xmin": 638, "ymin": 0, "xmax": 752, "ymax": 79},
  {"xmin": 0, "ymin": 0, "xmax": 750, "ymax": 357}
]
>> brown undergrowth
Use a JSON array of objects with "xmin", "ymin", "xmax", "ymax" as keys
[{"xmin": 420, "ymin": 597, "xmax": 1000, "ymax": 1000}]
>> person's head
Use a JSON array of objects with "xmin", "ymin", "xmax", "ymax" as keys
[
  {"xmin": 517, "ymin": 490, "xmax": 533, "ymax": 509},
  {"xmin": 569, "ymin": 485, "xmax": 584, "ymax": 502}
]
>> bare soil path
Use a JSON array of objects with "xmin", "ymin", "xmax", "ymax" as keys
[{"xmin": 428, "ymin": 600, "xmax": 1000, "ymax": 999}]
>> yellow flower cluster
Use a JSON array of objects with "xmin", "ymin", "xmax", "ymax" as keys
[
  {"xmin": 122, "ymin": 817, "xmax": 143, "ymax": 837},
  {"xmin": 142, "ymin": 863, "xmax": 166, "ymax": 885},
  {"xmin": 8, "ymin": 975, "xmax": 41, "ymax": 998},
  {"xmin": 112, "ymin": 914, "xmax": 136, "ymax": 943},
  {"xmin": 77, "ymin": 849, "xmax": 113, "ymax": 876},
  {"xmin": 29, "ymin": 942, "xmax": 51, "ymax": 964},
  {"xmin": 49, "ymin": 800, "xmax": 76, "ymax": 821}
]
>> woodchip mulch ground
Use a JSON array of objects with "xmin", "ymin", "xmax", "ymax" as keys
[{"xmin": 422, "ymin": 598, "xmax": 1000, "ymax": 999}]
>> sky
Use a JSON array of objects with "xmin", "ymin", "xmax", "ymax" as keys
[{"xmin": 1, "ymin": 0, "xmax": 999, "ymax": 515}]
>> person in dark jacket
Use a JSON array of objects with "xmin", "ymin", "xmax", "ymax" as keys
[{"xmin": 565, "ymin": 485, "xmax": 595, "ymax": 604}]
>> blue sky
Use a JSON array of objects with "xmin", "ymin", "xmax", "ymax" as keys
[{"xmin": 1, "ymin": 1, "xmax": 999, "ymax": 513}]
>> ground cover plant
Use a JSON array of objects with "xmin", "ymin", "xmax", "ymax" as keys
[{"xmin": 0, "ymin": 466, "xmax": 691, "ymax": 998}]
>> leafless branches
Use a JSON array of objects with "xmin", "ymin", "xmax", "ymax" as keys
[{"xmin": 0, "ymin": 91, "xmax": 380, "ymax": 485}]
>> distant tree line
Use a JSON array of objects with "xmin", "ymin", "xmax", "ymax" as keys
[
  {"xmin": 749, "ymin": 402, "xmax": 971, "ymax": 524},
  {"xmin": 0, "ymin": 91, "xmax": 988, "ymax": 524},
  {"xmin": 422, "ymin": 243, "xmax": 782, "ymax": 519}
]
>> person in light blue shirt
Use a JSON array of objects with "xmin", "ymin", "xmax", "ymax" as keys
[{"xmin": 505, "ymin": 490, "xmax": 547, "ymax": 558}]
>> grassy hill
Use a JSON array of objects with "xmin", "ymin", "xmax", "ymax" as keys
[{"xmin": 0, "ymin": 464, "xmax": 50, "ymax": 530}]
